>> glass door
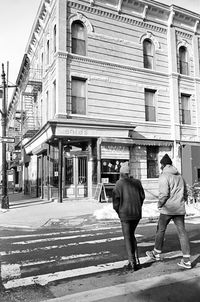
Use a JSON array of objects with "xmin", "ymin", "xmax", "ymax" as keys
[{"xmin": 65, "ymin": 155, "xmax": 88, "ymax": 198}]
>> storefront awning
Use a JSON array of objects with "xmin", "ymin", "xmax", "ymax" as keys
[{"xmin": 133, "ymin": 139, "xmax": 173, "ymax": 146}]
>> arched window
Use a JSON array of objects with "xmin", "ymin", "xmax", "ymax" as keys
[
  {"xmin": 143, "ymin": 39, "xmax": 154, "ymax": 69},
  {"xmin": 46, "ymin": 40, "xmax": 50, "ymax": 65},
  {"xmin": 53, "ymin": 25, "xmax": 56, "ymax": 53},
  {"xmin": 179, "ymin": 46, "xmax": 188, "ymax": 75},
  {"xmin": 71, "ymin": 21, "xmax": 86, "ymax": 56}
]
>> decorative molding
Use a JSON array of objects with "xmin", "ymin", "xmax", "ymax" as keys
[
  {"xmin": 69, "ymin": 12, "xmax": 94, "ymax": 33},
  {"xmin": 194, "ymin": 20, "xmax": 199, "ymax": 34},
  {"xmin": 176, "ymin": 30, "xmax": 192, "ymax": 40},
  {"xmin": 168, "ymin": 10, "xmax": 175, "ymax": 27},
  {"xmin": 117, "ymin": 0, "xmax": 123, "ymax": 13},
  {"xmin": 68, "ymin": 1, "xmax": 167, "ymax": 34},
  {"xmin": 67, "ymin": 53, "xmax": 168, "ymax": 78},
  {"xmin": 177, "ymin": 39, "xmax": 193, "ymax": 60},
  {"xmin": 142, "ymin": 5, "xmax": 148, "ymax": 21},
  {"xmin": 139, "ymin": 32, "xmax": 161, "ymax": 50}
]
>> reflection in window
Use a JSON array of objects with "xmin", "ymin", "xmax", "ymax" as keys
[
  {"xmin": 178, "ymin": 46, "xmax": 188, "ymax": 75},
  {"xmin": 49, "ymin": 146, "xmax": 59, "ymax": 187},
  {"xmin": 145, "ymin": 89, "xmax": 156, "ymax": 122},
  {"xmin": 78, "ymin": 157, "xmax": 87, "ymax": 184},
  {"xmin": 143, "ymin": 39, "xmax": 154, "ymax": 69},
  {"xmin": 65, "ymin": 158, "xmax": 73, "ymax": 185},
  {"xmin": 72, "ymin": 21, "xmax": 86, "ymax": 56},
  {"xmin": 72, "ymin": 78, "xmax": 86, "ymax": 114},
  {"xmin": 147, "ymin": 146, "xmax": 159, "ymax": 178},
  {"xmin": 101, "ymin": 159, "xmax": 127, "ymax": 183}
]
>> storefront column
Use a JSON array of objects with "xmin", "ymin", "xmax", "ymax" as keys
[
  {"xmin": 58, "ymin": 139, "xmax": 63, "ymax": 203},
  {"xmin": 97, "ymin": 138, "xmax": 101, "ymax": 183},
  {"xmin": 47, "ymin": 144, "xmax": 50, "ymax": 200},
  {"xmin": 88, "ymin": 140, "xmax": 93, "ymax": 198}
]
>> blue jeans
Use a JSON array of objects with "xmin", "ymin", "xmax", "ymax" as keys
[
  {"xmin": 154, "ymin": 214, "xmax": 190, "ymax": 258},
  {"xmin": 121, "ymin": 220, "xmax": 140, "ymax": 263}
]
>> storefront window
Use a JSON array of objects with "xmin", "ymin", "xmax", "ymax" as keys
[
  {"xmin": 147, "ymin": 146, "xmax": 159, "ymax": 178},
  {"xmin": 101, "ymin": 159, "xmax": 127, "ymax": 183},
  {"xmin": 49, "ymin": 146, "xmax": 59, "ymax": 187},
  {"xmin": 65, "ymin": 157, "xmax": 73, "ymax": 185}
]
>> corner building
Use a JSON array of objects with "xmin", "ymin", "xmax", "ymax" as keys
[{"xmin": 7, "ymin": 0, "xmax": 200, "ymax": 201}]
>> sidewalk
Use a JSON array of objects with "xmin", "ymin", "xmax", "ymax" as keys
[{"xmin": 0, "ymin": 192, "xmax": 200, "ymax": 229}]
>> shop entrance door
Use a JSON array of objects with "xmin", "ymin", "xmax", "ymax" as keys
[
  {"xmin": 37, "ymin": 155, "xmax": 44, "ymax": 198},
  {"xmin": 65, "ymin": 155, "xmax": 88, "ymax": 198}
]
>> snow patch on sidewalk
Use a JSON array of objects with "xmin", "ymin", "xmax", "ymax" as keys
[{"xmin": 93, "ymin": 201, "xmax": 200, "ymax": 220}]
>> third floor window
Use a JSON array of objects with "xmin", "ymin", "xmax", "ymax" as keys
[
  {"xmin": 72, "ymin": 21, "xmax": 86, "ymax": 56},
  {"xmin": 143, "ymin": 39, "xmax": 154, "ymax": 69},
  {"xmin": 178, "ymin": 46, "xmax": 188, "ymax": 75}
]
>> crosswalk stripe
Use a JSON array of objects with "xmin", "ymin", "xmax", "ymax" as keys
[
  {"xmin": 0, "ymin": 236, "xmax": 124, "ymax": 256},
  {"xmin": 2, "ymin": 250, "xmax": 186, "ymax": 290},
  {"xmin": 0, "ymin": 225, "xmax": 122, "ymax": 240},
  {"xmin": 0, "ymin": 234, "xmax": 143, "ymax": 256},
  {"xmin": 12, "ymin": 230, "xmax": 123, "ymax": 245}
]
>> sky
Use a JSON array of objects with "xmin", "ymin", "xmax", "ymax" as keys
[{"xmin": 0, "ymin": 0, "xmax": 200, "ymax": 88}]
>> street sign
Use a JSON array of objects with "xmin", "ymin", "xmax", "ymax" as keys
[{"xmin": 0, "ymin": 137, "xmax": 15, "ymax": 143}]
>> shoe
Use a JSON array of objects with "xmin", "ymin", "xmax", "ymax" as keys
[
  {"xmin": 146, "ymin": 250, "xmax": 161, "ymax": 261},
  {"xmin": 177, "ymin": 259, "xmax": 192, "ymax": 269},
  {"xmin": 124, "ymin": 261, "xmax": 136, "ymax": 272}
]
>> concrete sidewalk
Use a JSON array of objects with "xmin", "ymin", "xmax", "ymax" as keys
[
  {"xmin": 0, "ymin": 193, "xmax": 107, "ymax": 229},
  {"xmin": 0, "ymin": 192, "xmax": 200, "ymax": 229}
]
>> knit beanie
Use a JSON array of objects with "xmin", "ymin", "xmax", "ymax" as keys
[
  {"xmin": 160, "ymin": 154, "xmax": 172, "ymax": 167},
  {"xmin": 120, "ymin": 162, "xmax": 130, "ymax": 174}
]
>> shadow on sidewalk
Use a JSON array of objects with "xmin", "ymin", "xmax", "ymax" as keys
[{"xmin": 0, "ymin": 192, "xmax": 51, "ymax": 209}]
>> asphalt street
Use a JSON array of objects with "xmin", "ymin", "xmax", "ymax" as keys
[{"xmin": 0, "ymin": 215, "xmax": 200, "ymax": 301}]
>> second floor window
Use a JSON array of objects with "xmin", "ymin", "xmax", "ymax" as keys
[
  {"xmin": 178, "ymin": 46, "xmax": 188, "ymax": 75},
  {"xmin": 145, "ymin": 89, "xmax": 156, "ymax": 122},
  {"xmin": 72, "ymin": 21, "xmax": 86, "ymax": 56},
  {"xmin": 180, "ymin": 94, "xmax": 191, "ymax": 125},
  {"xmin": 143, "ymin": 39, "xmax": 154, "ymax": 69},
  {"xmin": 72, "ymin": 78, "xmax": 86, "ymax": 115}
]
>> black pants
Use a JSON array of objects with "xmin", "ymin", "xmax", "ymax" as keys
[{"xmin": 121, "ymin": 219, "xmax": 140, "ymax": 263}]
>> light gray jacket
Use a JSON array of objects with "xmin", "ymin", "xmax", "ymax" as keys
[{"xmin": 158, "ymin": 165, "xmax": 188, "ymax": 215}]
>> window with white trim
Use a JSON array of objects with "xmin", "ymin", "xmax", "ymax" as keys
[
  {"xmin": 71, "ymin": 78, "xmax": 86, "ymax": 115},
  {"xmin": 72, "ymin": 21, "xmax": 86, "ymax": 56},
  {"xmin": 145, "ymin": 89, "xmax": 156, "ymax": 122},
  {"xmin": 143, "ymin": 39, "xmax": 154, "ymax": 69},
  {"xmin": 180, "ymin": 94, "xmax": 191, "ymax": 125}
]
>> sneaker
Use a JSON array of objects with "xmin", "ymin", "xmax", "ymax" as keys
[
  {"xmin": 124, "ymin": 261, "xmax": 137, "ymax": 272},
  {"xmin": 146, "ymin": 250, "xmax": 161, "ymax": 261},
  {"xmin": 177, "ymin": 259, "xmax": 192, "ymax": 269}
]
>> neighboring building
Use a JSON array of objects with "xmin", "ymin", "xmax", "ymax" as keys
[{"xmin": 7, "ymin": 0, "xmax": 200, "ymax": 201}]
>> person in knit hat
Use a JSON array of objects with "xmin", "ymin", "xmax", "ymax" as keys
[
  {"xmin": 146, "ymin": 154, "xmax": 191, "ymax": 269},
  {"xmin": 112, "ymin": 162, "xmax": 145, "ymax": 271}
]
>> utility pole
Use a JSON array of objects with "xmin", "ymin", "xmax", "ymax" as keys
[{"xmin": 1, "ymin": 64, "xmax": 9, "ymax": 209}]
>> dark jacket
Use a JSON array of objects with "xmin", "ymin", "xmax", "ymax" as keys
[
  {"xmin": 158, "ymin": 165, "xmax": 188, "ymax": 215},
  {"xmin": 112, "ymin": 176, "xmax": 145, "ymax": 221}
]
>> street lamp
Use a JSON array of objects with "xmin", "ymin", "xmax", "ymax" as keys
[
  {"xmin": 1, "ymin": 64, "xmax": 9, "ymax": 209},
  {"xmin": 0, "ymin": 64, "xmax": 17, "ymax": 209}
]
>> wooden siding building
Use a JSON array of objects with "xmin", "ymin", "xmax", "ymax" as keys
[{"xmin": 7, "ymin": 0, "xmax": 200, "ymax": 201}]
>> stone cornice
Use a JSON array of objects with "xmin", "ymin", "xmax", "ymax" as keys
[
  {"xmin": 59, "ymin": 51, "xmax": 168, "ymax": 78},
  {"xmin": 176, "ymin": 29, "xmax": 193, "ymax": 40},
  {"xmin": 68, "ymin": 1, "xmax": 167, "ymax": 34}
]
